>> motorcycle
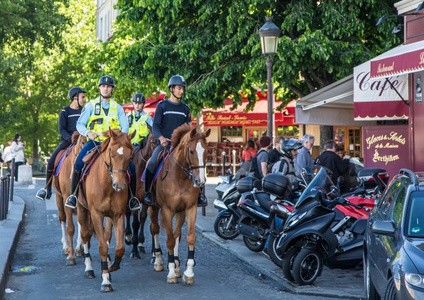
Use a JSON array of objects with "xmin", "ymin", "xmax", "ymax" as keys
[
  {"xmin": 213, "ymin": 168, "xmax": 252, "ymax": 240},
  {"xmin": 273, "ymin": 167, "xmax": 382, "ymax": 286}
]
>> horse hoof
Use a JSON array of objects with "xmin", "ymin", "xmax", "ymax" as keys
[
  {"xmin": 109, "ymin": 262, "xmax": 120, "ymax": 273},
  {"xmin": 138, "ymin": 246, "xmax": 146, "ymax": 254},
  {"xmin": 66, "ymin": 258, "xmax": 76, "ymax": 266},
  {"xmin": 130, "ymin": 252, "xmax": 140, "ymax": 260},
  {"xmin": 125, "ymin": 235, "xmax": 132, "ymax": 245},
  {"xmin": 167, "ymin": 277, "xmax": 178, "ymax": 284},
  {"xmin": 100, "ymin": 284, "xmax": 113, "ymax": 292},
  {"xmin": 182, "ymin": 275, "xmax": 194, "ymax": 285},
  {"xmin": 154, "ymin": 265, "xmax": 164, "ymax": 272},
  {"xmin": 75, "ymin": 248, "xmax": 83, "ymax": 257},
  {"xmin": 85, "ymin": 270, "xmax": 95, "ymax": 279},
  {"xmin": 62, "ymin": 249, "xmax": 68, "ymax": 255},
  {"xmin": 175, "ymin": 270, "xmax": 181, "ymax": 278}
]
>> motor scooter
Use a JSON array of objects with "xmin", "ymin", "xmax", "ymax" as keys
[{"xmin": 274, "ymin": 167, "xmax": 381, "ymax": 285}]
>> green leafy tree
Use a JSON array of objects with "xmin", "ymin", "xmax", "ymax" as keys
[{"xmin": 110, "ymin": 0, "xmax": 400, "ymax": 114}]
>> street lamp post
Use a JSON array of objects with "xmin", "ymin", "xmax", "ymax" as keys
[{"xmin": 258, "ymin": 16, "xmax": 280, "ymax": 140}]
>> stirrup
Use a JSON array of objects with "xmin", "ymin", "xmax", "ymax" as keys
[
  {"xmin": 65, "ymin": 194, "xmax": 77, "ymax": 209},
  {"xmin": 36, "ymin": 188, "xmax": 47, "ymax": 200},
  {"xmin": 144, "ymin": 193, "xmax": 154, "ymax": 206},
  {"xmin": 129, "ymin": 197, "xmax": 141, "ymax": 211},
  {"xmin": 197, "ymin": 194, "xmax": 208, "ymax": 207}
]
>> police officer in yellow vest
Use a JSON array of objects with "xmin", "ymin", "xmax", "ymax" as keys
[
  {"xmin": 65, "ymin": 75, "xmax": 140, "ymax": 211},
  {"xmin": 127, "ymin": 93, "xmax": 153, "ymax": 146}
]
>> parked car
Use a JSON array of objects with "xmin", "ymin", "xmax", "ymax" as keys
[{"xmin": 364, "ymin": 168, "xmax": 424, "ymax": 300}]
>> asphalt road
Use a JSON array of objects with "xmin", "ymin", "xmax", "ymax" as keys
[{"xmin": 4, "ymin": 178, "xmax": 333, "ymax": 300}]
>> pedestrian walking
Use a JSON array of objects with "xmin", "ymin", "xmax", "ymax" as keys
[{"xmin": 11, "ymin": 134, "xmax": 26, "ymax": 181}]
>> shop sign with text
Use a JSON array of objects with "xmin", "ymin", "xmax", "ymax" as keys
[{"xmin": 362, "ymin": 125, "xmax": 409, "ymax": 178}]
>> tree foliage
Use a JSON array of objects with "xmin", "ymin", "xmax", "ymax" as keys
[{"xmin": 110, "ymin": 0, "xmax": 401, "ymax": 113}]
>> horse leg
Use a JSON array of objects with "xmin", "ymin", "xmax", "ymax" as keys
[
  {"xmin": 124, "ymin": 210, "xmax": 132, "ymax": 245},
  {"xmin": 162, "ymin": 208, "xmax": 178, "ymax": 284},
  {"xmin": 138, "ymin": 205, "xmax": 148, "ymax": 254},
  {"xmin": 65, "ymin": 207, "xmax": 76, "ymax": 266},
  {"xmin": 183, "ymin": 206, "xmax": 197, "ymax": 285},
  {"xmin": 130, "ymin": 210, "xmax": 141, "ymax": 259},
  {"xmin": 75, "ymin": 221, "xmax": 83, "ymax": 257},
  {"xmin": 56, "ymin": 195, "xmax": 69, "ymax": 255},
  {"xmin": 104, "ymin": 218, "xmax": 113, "ymax": 268},
  {"xmin": 173, "ymin": 211, "xmax": 185, "ymax": 278},
  {"xmin": 91, "ymin": 212, "xmax": 113, "ymax": 292},
  {"xmin": 109, "ymin": 214, "xmax": 125, "ymax": 272},
  {"xmin": 149, "ymin": 205, "xmax": 163, "ymax": 271},
  {"xmin": 78, "ymin": 206, "xmax": 95, "ymax": 279}
]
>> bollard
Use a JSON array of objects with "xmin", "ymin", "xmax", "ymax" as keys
[
  {"xmin": 18, "ymin": 164, "xmax": 32, "ymax": 184},
  {"xmin": 232, "ymin": 150, "xmax": 237, "ymax": 174},
  {"xmin": 222, "ymin": 151, "xmax": 226, "ymax": 176}
]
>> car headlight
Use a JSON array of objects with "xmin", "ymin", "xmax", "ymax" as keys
[
  {"xmin": 405, "ymin": 273, "xmax": 424, "ymax": 288},
  {"xmin": 287, "ymin": 212, "xmax": 307, "ymax": 228}
]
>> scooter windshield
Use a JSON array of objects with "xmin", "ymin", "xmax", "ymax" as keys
[{"xmin": 295, "ymin": 167, "xmax": 334, "ymax": 208}]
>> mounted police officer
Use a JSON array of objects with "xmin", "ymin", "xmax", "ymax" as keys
[
  {"xmin": 36, "ymin": 86, "xmax": 86, "ymax": 200},
  {"xmin": 143, "ymin": 75, "xmax": 207, "ymax": 207},
  {"xmin": 65, "ymin": 75, "xmax": 140, "ymax": 211},
  {"xmin": 127, "ymin": 93, "xmax": 153, "ymax": 146}
]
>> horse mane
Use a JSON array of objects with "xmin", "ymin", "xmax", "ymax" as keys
[
  {"xmin": 171, "ymin": 124, "xmax": 193, "ymax": 148},
  {"xmin": 101, "ymin": 129, "xmax": 133, "ymax": 153},
  {"xmin": 71, "ymin": 131, "xmax": 80, "ymax": 143}
]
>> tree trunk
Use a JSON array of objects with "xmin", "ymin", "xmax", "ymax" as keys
[{"xmin": 319, "ymin": 126, "xmax": 333, "ymax": 153}]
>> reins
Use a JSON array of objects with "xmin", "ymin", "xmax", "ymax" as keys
[{"xmin": 93, "ymin": 136, "xmax": 128, "ymax": 181}]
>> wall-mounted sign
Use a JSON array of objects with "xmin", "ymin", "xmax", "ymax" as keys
[{"xmin": 362, "ymin": 125, "xmax": 409, "ymax": 178}]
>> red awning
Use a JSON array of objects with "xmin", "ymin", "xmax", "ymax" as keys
[
  {"xmin": 123, "ymin": 92, "xmax": 296, "ymax": 127},
  {"xmin": 370, "ymin": 40, "xmax": 424, "ymax": 78}
]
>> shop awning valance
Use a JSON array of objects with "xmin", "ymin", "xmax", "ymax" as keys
[
  {"xmin": 370, "ymin": 40, "xmax": 424, "ymax": 79},
  {"xmin": 354, "ymin": 54, "xmax": 409, "ymax": 121}
]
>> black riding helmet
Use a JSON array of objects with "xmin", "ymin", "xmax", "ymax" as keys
[
  {"xmin": 98, "ymin": 75, "xmax": 115, "ymax": 87},
  {"xmin": 168, "ymin": 75, "xmax": 186, "ymax": 100},
  {"xmin": 68, "ymin": 86, "xmax": 86, "ymax": 101},
  {"xmin": 281, "ymin": 138, "xmax": 303, "ymax": 159},
  {"xmin": 132, "ymin": 93, "xmax": 146, "ymax": 104}
]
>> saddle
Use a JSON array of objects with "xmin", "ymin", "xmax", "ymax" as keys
[
  {"xmin": 53, "ymin": 144, "xmax": 75, "ymax": 176},
  {"xmin": 81, "ymin": 146, "xmax": 102, "ymax": 180}
]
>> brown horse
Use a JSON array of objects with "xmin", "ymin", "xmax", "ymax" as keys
[
  {"xmin": 124, "ymin": 131, "xmax": 157, "ymax": 259},
  {"xmin": 77, "ymin": 128, "xmax": 135, "ymax": 292},
  {"xmin": 53, "ymin": 132, "xmax": 86, "ymax": 265},
  {"xmin": 149, "ymin": 124, "xmax": 210, "ymax": 284}
]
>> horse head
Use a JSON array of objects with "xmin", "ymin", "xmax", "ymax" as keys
[
  {"xmin": 180, "ymin": 126, "xmax": 211, "ymax": 188},
  {"xmin": 101, "ymin": 128, "xmax": 136, "ymax": 192}
]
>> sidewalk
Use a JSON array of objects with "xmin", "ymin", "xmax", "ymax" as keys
[{"xmin": 0, "ymin": 177, "xmax": 366, "ymax": 299}]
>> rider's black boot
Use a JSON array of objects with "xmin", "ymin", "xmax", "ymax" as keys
[
  {"xmin": 65, "ymin": 170, "xmax": 81, "ymax": 209},
  {"xmin": 128, "ymin": 175, "xmax": 141, "ymax": 211},
  {"xmin": 36, "ymin": 171, "xmax": 53, "ymax": 200},
  {"xmin": 143, "ymin": 170, "xmax": 154, "ymax": 206},
  {"xmin": 197, "ymin": 186, "xmax": 208, "ymax": 207}
]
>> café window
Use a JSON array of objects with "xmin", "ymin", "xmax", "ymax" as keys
[
  {"xmin": 277, "ymin": 125, "xmax": 299, "ymax": 139},
  {"xmin": 334, "ymin": 126, "xmax": 362, "ymax": 159},
  {"xmin": 221, "ymin": 126, "xmax": 242, "ymax": 141}
]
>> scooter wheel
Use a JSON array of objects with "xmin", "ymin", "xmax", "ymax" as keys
[
  {"xmin": 214, "ymin": 214, "xmax": 239, "ymax": 240},
  {"xmin": 243, "ymin": 236, "xmax": 265, "ymax": 252},
  {"xmin": 267, "ymin": 230, "xmax": 285, "ymax": 267},
  {"xmin": 281, "ymin": 246, "xmax": 300, "ymax": 282},
  {"xmin": 292, "ymin": 247, "xmax": 323, "ymax": 285}
]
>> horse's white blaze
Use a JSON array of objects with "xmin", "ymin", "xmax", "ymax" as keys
[
  {"xmin": 196, "ymin": 142, "xmax": 206, "ymax": 183},
  {"xmin": 60, "ymin": 221, "xmax": 69, "ymax": 251},
  {"xmin": 117, "ymin": 146, "xmax": 124, "ymax": 155},
  {"xmin": 101, "ymin": 273, "xmax": 111, "ymax": 285},
  {"xmin": 83, "ymin": 243, "xmax": 93, "ymax": 271},
  {"xmin": 184, "ymin": 259, "xmax": 195, "ymax": 278}
]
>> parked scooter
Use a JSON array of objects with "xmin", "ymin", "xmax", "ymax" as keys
[
  {"xmin": 213, "ymin": 167, "xmax": 252, "ymax": 240},
  {"xmin": 274, "ymin": 167, "xmax": 381, "ymax": 286}
]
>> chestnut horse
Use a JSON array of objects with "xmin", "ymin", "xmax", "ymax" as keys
[
  {"xmin": 53, "ymin": 132, "xmax": 86, "ymax": 265},
  {"xmin": 77, "ymin": 129, "xmax": 135, "ymax": 292},
  {"xmin": 149, "ymin": 124, "xmax": 210, "ymax": 284},
  {"xmin": 124, "ymin": 131, "xmax": 157, "ymax": 259}
]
